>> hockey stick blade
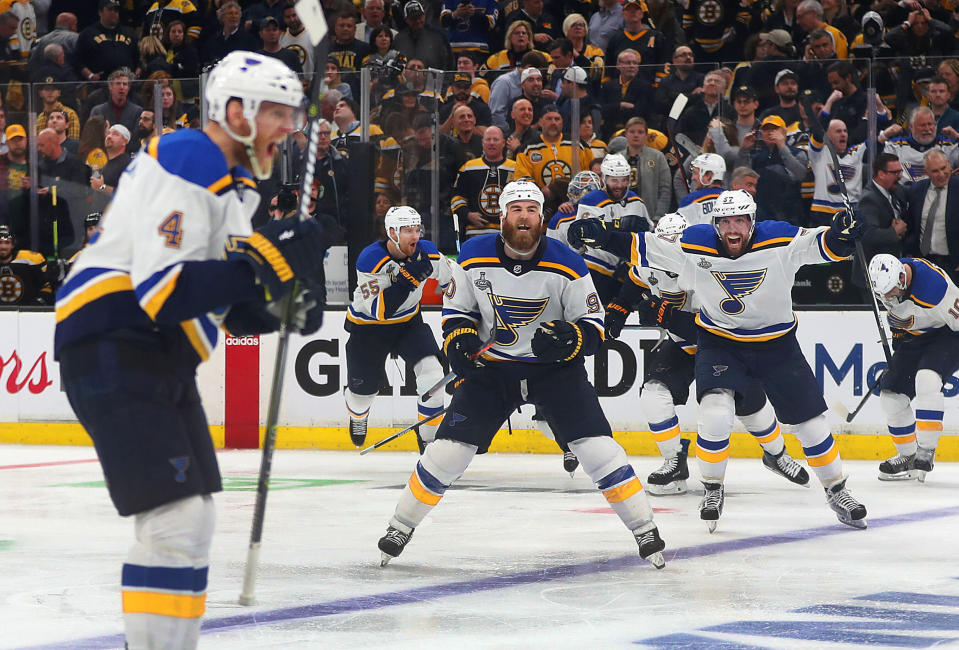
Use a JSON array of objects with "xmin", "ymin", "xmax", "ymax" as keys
[
  {"xmin": 296, "ymin": 0, "xmax": 328, "ymax": 45},
  {"xmin": 359, "ymin": 406, "xmax": 452, "ymax": 455},
  {"xmin": 674, "ymin": 133, "xmax": 702, "ymax": 158},
  {"xmin": 668, "ymin": 93, "xmax": 688, "ymax": 123},
  {"xmin": 831, "ymin": 400, "xmax": 850, "ymax": 420}
]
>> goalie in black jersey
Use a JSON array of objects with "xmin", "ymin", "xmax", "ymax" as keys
[{"xmin": 377, "ymin": 180, "xmax": 667, "ymax": 569}]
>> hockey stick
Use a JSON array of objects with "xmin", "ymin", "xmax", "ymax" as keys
[
  {"xmin": 802, "ymin": 94, "xmax": 893, "ymax": 365},
  {"xmin": 239, "ymin": 0, "xmax": 329, "ymax": 607},
  {"xmin": 831, "ymin": 371, "xmax": 883, "ymax": 422},
  {"xmin": 358, "ymin": 406, "xmax": 452, "ymax": 455},
  {"xmin": 665, "ymin": 94, "xmax": 690, "ymax": 193},
  {"xmin": 674, "ymin": 133, "xmax": 702, "ymax": 159}
]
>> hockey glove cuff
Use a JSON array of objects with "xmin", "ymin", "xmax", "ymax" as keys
[
  {"xmin": 637, "ymin": 295, "xmax": 676, "ymax": 329},
  {"xmin": 531, "ymin": 320, "xmax": 584, "ymax": 363},
  {"xmin": 567, "ymin": 218, "xmax": 610, "ymax": 250},
  {"xmin": 444, "ymin": 327, "xmax": 487, "ymax": 378},
  {"xmin": 604, "ymin": 300, "xmax": 631, "ymax": 339},
  {"xmin": 829, "ymin": 208, "xmax": 863, "ymax": 243},
  {"xmin": 231, "ymin": 218, "xmax": 327, "ymax": 301},
  {"xmin": 612, "ymin": 214, "xmax": 650, "ymax": 233}
]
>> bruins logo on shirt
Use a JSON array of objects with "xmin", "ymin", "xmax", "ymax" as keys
[
  {"xmin": 711, "ymin": 269, "xmax": 767, "ymax": 315},
  {"xmin": 488, "ymin": 294, "xmax": 550, "ymax": 346},
  {"xmin": 286, "ymin": 43, "xmax": 308, "ymax": 66},
  {"xmin": 697, "ymin": 0, "xmax": 724, "ymax": 25},
  {"xmin": 542, "ymin": 160, "xmax": 571, "ymax": 185},
  {"xmin": 479, "ymin": 183, "xmax": 502, "ymax": 218},
  {"xmin": 0, "ymin": 269, "xmax": 24, "ymax": 304}
]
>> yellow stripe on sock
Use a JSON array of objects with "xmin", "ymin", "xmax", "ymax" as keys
[
  {"xmin": 891, "ymin": 432, "xmax": 918, "ymax": 443},
  {"xmin": 603, "ymin": 477, "xmax": 642, "ymax": 503},
  {"xmin": 408, "ymin": 471, "xmax": 442, "ymax": 506},
  {"xmin": 753, "ymin": 424, "xmax": 781, "ymax": 444},
  {"xmin": 122, "ymin": 590, "xmax": 206, "ymax": 619},
  {"xmin": 696, "ymin": 446, "xmax": 730, "ymax": 463},
  {"xmin": 806, "ymin": 444, "xmax": 840, "ymax": 468},
  {"xmin": 651, "ymin": 425, "xmax": 680, "ymax": 443},
  {"xmin": 916, "ymin": 421, "xmax": 943, "ymax": 431}
]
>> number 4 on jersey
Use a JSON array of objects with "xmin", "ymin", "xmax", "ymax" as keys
[{"xmin": 158, "ymin": 211, "xmax": 184, "ymax": 248}]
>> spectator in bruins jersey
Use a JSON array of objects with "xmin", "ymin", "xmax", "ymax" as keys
[
  {"xmin": 682, "ymin": 0, "xmax": 753, "ymax": 63},
  {"xmin": 330, "ymin": 97, "xmax": 384, "ymax": 158},
  {"xmin": 514, "ymin": 104, "xmax": 592, "ymax": 192},
  {"xmin": 35, "ymin": 83, "xmax": 80, "ymax": 141},
  {"xmin": 77, "ymin": 0, "xmax": 140, "ymax": 81},
  {"xmin": 605, "ymin": 0, "xmax": 669, "ymax": 82},
  {"xmin": 561, "ymin": 14, "xmax": 604, "ymax": 87},
  {"xmin": 448, "ymin": 54, "xmax": 490, "ymax": 103},
  {"xmin": 439, "ymin": 72, "xmax": 492, "ymax": 128},
  {"xmin": 451, "ymin": 125, "xmax": 515, "ymax": 239},
  {"xmin": 143, "ymin": 0, "xmax": 202, "ymax": 42},
  {"xmin": 483, "ymin": 20, "xmax": 535, "ymax": 81},
  {"xmin": 375, "ymin": 113, "xmax": 410, "ymax": 201},
  {"xmin": 0, "ymin": 225, "xmax": 53, "ymax": 306},
  {"xmin": 162, "ymin": 20, "xmax": 200, "ymax": 99},
  {"xmin": 600, "ymin": 49, "xmax": 654, "ymax": 138},
  {"xmin": 503, "ymin": 0, "xmax": 559, "ymax": 48}
]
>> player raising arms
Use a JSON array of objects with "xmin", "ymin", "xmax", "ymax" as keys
[
  {"xmin": 376, "ymin": 180, "xmax": 667, "ymax": 568},
  {"xmin": 868, "ymin": 254, "xmax": 959, "ymax": 482},
  {"xmin": 54, "ymin": 52, "xmax": 327, "ymax": 648},
  {"xmin": 571, "ymin": 189, "xmax": 868, "ymax": 531},
  {"xmin": 604, "ymin": 213, "xmax": 809, "ymax": 495},
  {"xmin": 344, "ymin": 206, "xmax": 453, "ymax": 451},
  {"xmin": 550, "ymin": 154, "xmax": 651, "ymax": 304}
]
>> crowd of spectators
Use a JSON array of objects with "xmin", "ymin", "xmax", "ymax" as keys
[{"xmin": 2, "ymin": 0, "xmax": 959, "ymax": 308}]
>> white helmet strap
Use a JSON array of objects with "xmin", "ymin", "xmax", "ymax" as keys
[{"xmin": 220, "ymin": 99, "xmax": 273, "ymax": 180}]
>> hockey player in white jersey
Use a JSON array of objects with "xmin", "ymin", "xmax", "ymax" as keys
[
  {"xmin": 676, "ymin": 153, "xmax": 725, "ymax": 226},
  {"xmin": 344, "ymin": 206, "xmax": 453, "ymax": 450},
  {"xmin": 809, "ymin": 119, "xmax": 866, "ymax": 225},
  {"xmin": 868, "ymin": 254, "xmax": 959, "ymax": 482},
  {"xmin": 550, "ymin": 154, "xmax": 651, "ymax": 303},
  {"xmin": 570, "ymin": 189, "xmax": 868, "ymax": 531},
  {"xmin": 54, "ymin": 51, "xmax": 327, "ymax": 648},
  {"xmin": 604, "ymin": 213, "xmax": 810, "ymax": 495},
  {"xmin": 377, "ymin": 180, "xmax": 667, "ymax": 568}
]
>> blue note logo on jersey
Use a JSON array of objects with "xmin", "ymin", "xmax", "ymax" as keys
[
  {"xmin": 659, "ymin": 289, "xmax": 687, "ymax": 309},
  {"xmin": 711, "ymin": 269, "xmax": 768, "ymax": 315},
  {"xmin": 488, "ymin": 294, "xmax": 550, "ymax": 346},
  {"xmin": 887, "ymin": 312, "xmax": 914, "ymax": 330},
  {"xmin": 169, "ymin": 456, "xmax": 190, "ymax": 483}
]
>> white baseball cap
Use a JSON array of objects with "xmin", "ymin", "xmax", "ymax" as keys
[
  {"xmin": 563, "ymin": 66, "xmax": 588, "ymax": 85},
  {"xmin": 108, "ymin": 124, "xmax": 131, "ymax": 141},
  {"xmin": 520, "ymin": 67, "xmax": 542, "ymax": 83}
]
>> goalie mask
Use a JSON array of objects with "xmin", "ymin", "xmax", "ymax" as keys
[{"xmin": 567, "ymin": 171, "xmax": 602, "ymax": 203}]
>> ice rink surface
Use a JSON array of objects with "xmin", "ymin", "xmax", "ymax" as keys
[{"xmin": 2, "ymin": 443, "xmax": 959, "ymax": 649}]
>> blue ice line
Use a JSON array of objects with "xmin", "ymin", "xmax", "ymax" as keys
[{"xmin": 21, "ymin": 504, "xmax": 959, "ymax": 650}]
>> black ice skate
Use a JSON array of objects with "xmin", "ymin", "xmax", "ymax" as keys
[
  {"xmin": 699, "ymin": 481, "xmax": 724, "ymax": 533},
  {"xmin": 378, "ymin": 524, "xmax": 414, "ymax": 566},
  {"xmin": 915, "ymin": 446, "xmax": 935, "ymax": 482},
  {"xmin": 349, "ymin": 417, "xmax": 368, "ymax": 448},
  {"xmin": 563, "ymin": 451, "xmax": 579, "ymax": 476},
  {"xmin": 825, "ymin": 477, "xmax": 867, "ymax": 529},
  {"xmin": 762, "ymin": 449, "xmax": 810, "ymax": 487},
  {"xmin": 647, "ymin": 438, "xmax": 690, "ymax": 496},
  {"xmin": 878, "ymin": 453, "xmax": 917, "ymax": 481},
  {"xmin": 632, "ymin": 522, "xmax": 666, "ymax": 569}
]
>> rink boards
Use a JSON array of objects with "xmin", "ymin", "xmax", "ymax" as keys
[{"xmin": 1, "ymin": 308, "xmax": 957, "ymax": 459}]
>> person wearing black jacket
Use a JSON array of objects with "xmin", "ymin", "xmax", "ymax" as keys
[
  {"xmin": 853, "ymin": 153, "xmax": 910, "ymax": 296},
  {"xmin": 600, "ymin": 48, "xmax": 654, "ymax": 136}
]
